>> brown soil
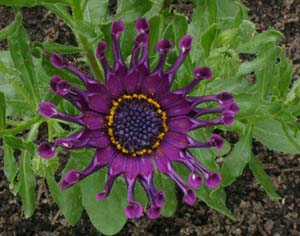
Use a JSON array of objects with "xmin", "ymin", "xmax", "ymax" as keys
[{"xmin": 0, "ymin": 1, "xmax": 300, "ymax": 235}]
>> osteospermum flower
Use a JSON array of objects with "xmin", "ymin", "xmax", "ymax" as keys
[{"xmin": 38, "ymin": 18, "xmax": 239, "ymax": 219}]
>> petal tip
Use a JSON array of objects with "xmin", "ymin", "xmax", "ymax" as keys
[
  {"xmin": 125, "ymin": 201, "xmax": 143, "ymax": 219},
  {"xmin": 38, "ymin": 141, "xmax": 55, "ymax": 159},
  {"xmin": 50, "ymin": 54, "xmax": 66, "ymax": 69},
  {"xmin": 39, "ymin": 102, "xmax": 57, "ymax": 118}
]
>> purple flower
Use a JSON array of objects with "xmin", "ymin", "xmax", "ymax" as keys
[{"xmin": 38, "ymin": 18, "xmax": 239, "ymax": 219}]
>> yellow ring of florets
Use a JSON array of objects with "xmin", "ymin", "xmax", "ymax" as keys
[{"xmin": 107, "ymin": 94, "xmax": 168, "ymax": 157}]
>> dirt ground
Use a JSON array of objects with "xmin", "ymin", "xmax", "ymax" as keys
[{"xmin": 0, "ymin": 0, "xmax": 299, "ymax": 235}]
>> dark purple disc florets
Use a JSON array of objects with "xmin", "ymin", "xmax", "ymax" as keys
[{"xmin": 38, "ymin": 18, "xmax": 239, "ymax": 220}]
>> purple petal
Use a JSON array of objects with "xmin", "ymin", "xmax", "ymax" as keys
[
  {"xmin": 88, "ymin": 93, "xmax": 110, "ymax": 114},
  {"xmin": 154, "ymin": 153, "xmax": 170, "ymax": 174},
  {"xmin": 110, "ymin": 154, "xmax": 126, "ymax": 175},
  {"xmin": 227, "ymin": 102, "xmax": 240, "ymax": 113},
  {"xmin": 124, "ymin": 68, "xmax": 142, "ymax": 93},
  {"xmin": 160, "ymin": 93, "xmax": 184, "ymax": 109},
  {"xmin": 95, "ymin": 145, "xmax": 115, "ymax": 166},
  {"xmin": 155, "ymin": 191, "xmax": 165, "ymax": 207},
  {"xmin": 146, "ymin": 206, "xmax": 161, "ymax": 219},
  {"xmin": 111, "ymin": 20, "xmax": 125, "ymax": 37},
  {"xmin": 81, "ymin": 111, "xmax": 106, "ymax": 130},
  {"xmin": 39, "ymin": 102, "xmax": 57, "ymax": 118},
  {"xmin": 166, "ymin": 100, "xmax": 192, "ymax": 117},
  {"xmin": 38, "ymin": 141, "xmax": 55, "ymax": 159},
  {"xmin": 96, "ymin": 173, "xmax": 118, "ymax": 201},
  {"xmin": 125, "ymin": 158, "xmax": 140, "ymax": 180},
  {"xmin": 125, "ymin": 201, "xmax": 143, "ymax": 219},
  {"xmin": 164, "ymin": 131, "xmax": 190, "ymax": 149},
  {"xmin": 206, "ymin": 172, "xmax": 222, "ymax": 188},
  {"xmin": 136, "ymin": 18, "xmax": 150, "ymax": 33},
  {"xmin": 96, "ymin": 41, "xmax": 107, "ymax": 60},
  {"xmin": 50, "ymin": 77, "xmax": 71, "ymax": 96},
  {"xmin": 156, "ymin": 39, "xmax": 173, "ymax": 54},
  {"xmin": 188, "ymin": 172, "xmax": 202, "ymax": 189},
  {"xmin": 159, "ymin": 141, "xmax": 181, "ymax": 161},
  {"xmin": 221, "ymin": 111, "xmax": 235, "ymax": 126},
  {"xmin": 105, "ymin": 74, "xmax": 124, "ymax": 98},
  {"xmin": 179, "ymin": 35, "xmax": 192, "ymax": 53},
  {"xmin": 168, "ymin": 117, "xmax": 194, "ymax": 133},
  {"xmin": 193, "ymin": 66, "xmax": 212, "ymax": 80},
  {"xmin": 210, "ymin": 134, "xmax": 224, "ymax": 150},
  {"xmin": 183, "ymin": 188, "xmax": 196, "ymax": 205},
  {"xmin": 63, "ymin": 169, "xmax": 80, "ymax": 185},
  {"xmin": 216, "ymin": 92, "xmax": 233, "ymax": 104},
  {"xmin": 140, "ymin": 157, "xmax": 154, "ymax": 177},
  {"xmin": 50, "ymin": 54, "xmax": 66, "ymax": 68}
]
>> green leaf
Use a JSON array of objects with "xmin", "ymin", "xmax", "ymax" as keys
[
  {"xmin": 47, "ymin": 152, "xmax": 84, "ymax": 225},
  {"xmin": 249, "ymin": 155, "xmax": 281, "ymax": 200},
  {"xmin": 83, "ymin": 0, "xmax": 111, "ymax": 24},
  {"xmin": 116, "ymin": 0, "xmax": 153, "ymax": 22},
  {"xmin": 188, "ymin": 0, "xmax": 216, "ymax": 65},
  {"xmin": 33, "ymin": 41, "xmax": 83, "ymax": 54},
  {"xmin": 3, "ymin": 136, "xmax": 35, "ymax": 154},
  {"xmin": 3, "ymin": 136, "xmax": 18, "ymax": 184},
  {"xmin": 0, "ymin": 51, "xmax": 33, "ymax": 117},
  {"xmin": 196, "ymin": 187, "xmax": 236, "ymax": 220},
  {"xmin": 237, "ymin": 29, "xmax": 284, "ymax": 54},
  {"xmin": 253, "ymin": 119, "xmax": 300, "ymax": 154},
  {"xmin": 172, "ymin": 13, "xmax": 188, "ymax": 46},
  {"xmin": 0, "ymin": 0, "xmax": 72, "ymax": 7},
  {"xmin": 201, "ymin": 23, "xmax": 218, "ymax": 57},
  {"xmin": 8, "ymin": 24, "xmax": 40, "ymax": 108},
  {"xmin": 0, "ymin": 12, "xmax": 22, "ymax": 41},
  {"xmin": 154, "ymin": 173, "xmax": 177, "ymax": 217},
  {"xmin": 18, "ymin": 150, "xmax": 36, "ymax": 218},
  {"xmin": 80, "ymin": 170, "xmax": 127, "ymax": 235},
  {"xmin": 221, "ymin": 125, "xmax": 253, "ymax": 187},
  {"xmin": 0, "ymin": 92, "xmax": 5, "ymax": 130}
]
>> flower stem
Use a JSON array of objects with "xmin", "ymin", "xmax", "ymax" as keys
[{"xmin": 0, "ymin": 115, "xmax": 43, "ymax": 136}]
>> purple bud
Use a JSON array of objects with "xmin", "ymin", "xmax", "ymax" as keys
[
  {"xmin": 154, "ymin": 191, "xmax": 165, "ymax": 207},
  {"xmin": 50, "ymin": 75, "xmax": 62, "ymax": 92},
  {"xmin": 216, "ymin": 92, "xmax": 233, "ymax": 104},
  {"xmin": 64, "ymin": 170, "xmax": 80, "ymax": 184},
  {"xmin": 227, "ymin": 102, "xmax": 240, "ymax": 113},
  {"xmin": 39, "ymin": 102, "xmax": 57, "ymax": 118},
  {"xmin": 193, "ymin": 66, "xmax": 212, "ymax": 80},
  {"xmin": 96, "ymin": 191, "xmax": 108, "ymax": 201},
  {"xmin": 210, "ymin": 134, "xmax": 224, "ymax": 150},
  {"xmin": 156, "ymin": 39, "xmax": 173, "ymax": 54},
  {"xmin": 136, "ymin": 18, "xmax": 150, "ymax": 33},
  {"xmin": 221, "ymin": 111, "xmax": 235, "ymax": 126},
  {"xmin": 57, "ymin": 80, "xmax": 70, "ymax": 96},
  {"xmin": 179, "ymin": 35, "xmax": 192, "ymax": 53},
  {"xmin": 38, "ymin": 141, "xmax": 55, "ymax": 159},
  {"xmin": 146, "ymin": 206, "xmax": 161, "ymax": 219},
  {"xmin": 206, "ymin": 172, "xmax": 222, "ymax": 189},
  {"xmin": 183, "ymin": 188, "xmax": 196, "ymax": 205},
  {"xmin": 50, "ymin": 54, "xmax": 66, "ymax": 68},
  {"xmin": 96, "ymin": 41, "xmax": 107, "ymax": 59},
  {"xmin": 111, "ymin": 20, "xmax": 125, "ymax": 37},
  {"xmin": 188, "ymin": 172, "xmax": 202, "ymax": 188},
  {"xmin": 134, "ymin": 33, "xmax": 148, "ymax": 47},
  {"xmin": 125, "ymin": 201, "xmax": 143, "ymax": 219}
]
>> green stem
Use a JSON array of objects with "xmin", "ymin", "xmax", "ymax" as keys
[
  {"xmin": 72, "ymin": 1, "xmax": 104, "ymax": 82},
  {"xmin": 0, "ymin": 115, "xmax": 43, "ymax": 136}
]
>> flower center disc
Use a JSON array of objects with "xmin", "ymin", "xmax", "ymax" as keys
[{"xmin": 107, "ymin": 94, "xmax": 168, "ymax": 156}]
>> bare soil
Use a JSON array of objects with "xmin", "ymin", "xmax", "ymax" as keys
[{"xmin": 0, "ymin": 1, "xmax": 299, "ymax": 235}]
